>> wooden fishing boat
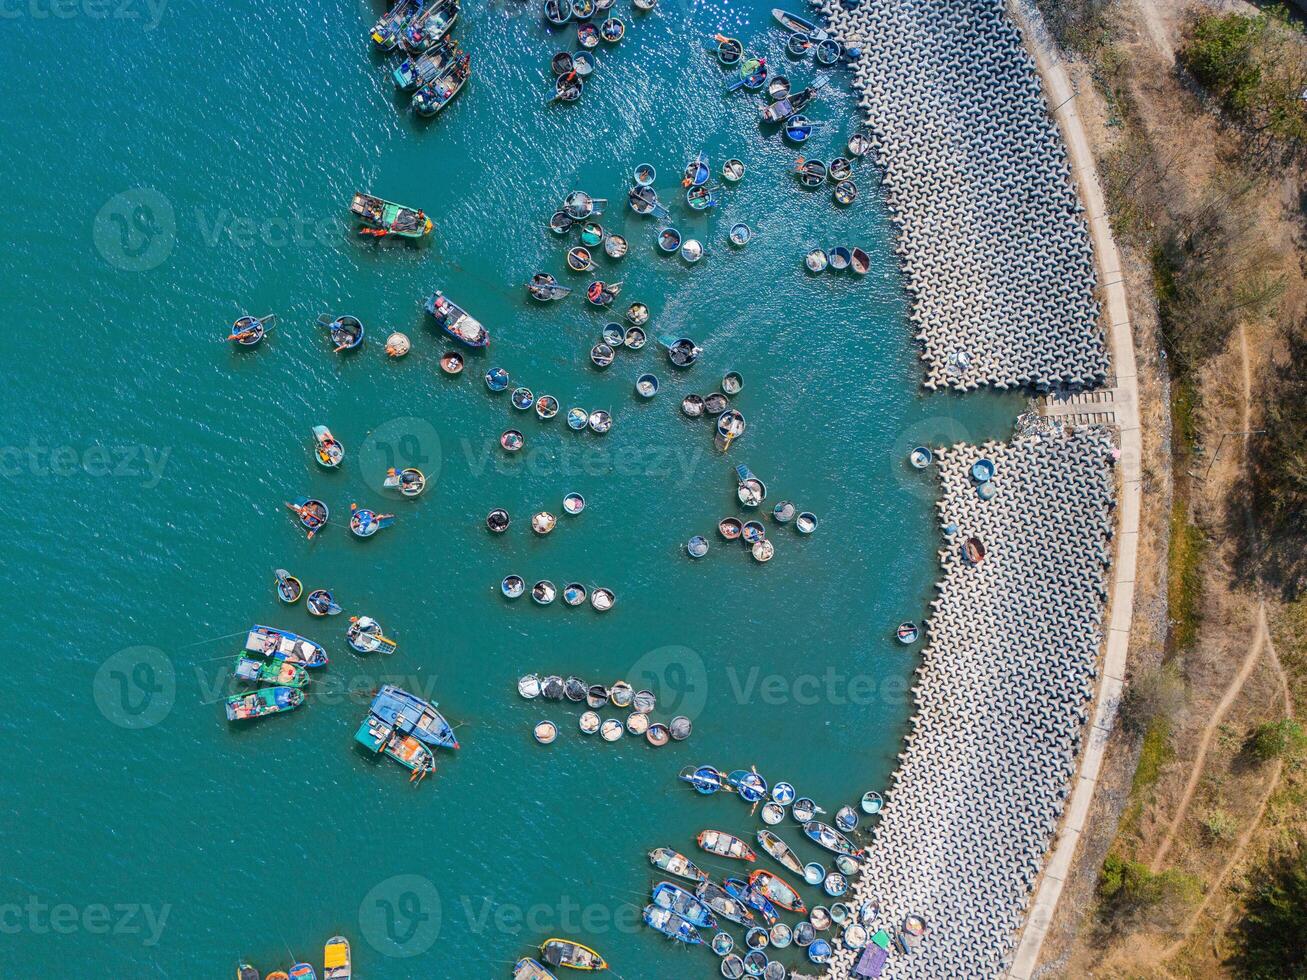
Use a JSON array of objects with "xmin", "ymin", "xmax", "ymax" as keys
[
  {"xmin": 828, "ymin": 156, "xmax": 853, "ymax": 181},
  {"xmin": 722, "ymin": 158, "xmax": 745, "ymax": 183},
  {"xmin": 796, "ymin": 158, "xmax": 827, "ymax": 187},
  {"xmin": 502, "ymin": 575, "xmax": 526, "ymax": 599},
  {"xmin": 349, "ymin": 503, "xmax": 395, "ymax": 538},
  {"xmin": 402, "ymin": 0, "xmax": 458, "ymax": 52},
  {"xmin": 829, "ymin": 245, "xmax": 852, "ymax": 270},
  {"xmin": 527, "ymin": 272, "xmax": 572, "ymax": 301},
  {"xmin": 835, "ymin": 805, "xmax": 859, "ymax": 832},
  {"xmin": 729, "ymin": 768, "xmax": 768, "ymax": 801},
  {"xmin": 289, "ymin": 958, "xmax": 315, "ymax": 977},
  {"xmin": 371, "ymin": 0, "xmax": 420, "ymax": 51},
  {"xmin": 760, "ymin": 85, "xmax": 815, "ymax": 123},
  {"xmin": 540, "ymin": 939, "xmax": 607, "ymax": 970},
  {"xmin": 848, "ymin": 132, "xmax": 871, "ymax": 157},
  {"xmin": 312, "ymin": 426, "xmax": 343, "ymax": 468},
  {"xmin": 306, "ymin": 589, "xmax": 341, "ymax": 617},
  {"xmin": 748, "ymin": 869, "xmax": 806, "ymax": 913},
  {"xmin": 245, "ymin": 625, "xmax": 329, "ymax": 668},
  {"xmin": 649, "ymin": 847, "xmax": 710, "ymax": 883},
  {"xmin": 651, "ymin": 882, "xmax": 717, "ymax": 929},
  {"xmin": 786, "ymin": 31, "xmax": 812, "ymax": 57},
  {"xmin": 369, "ymin": 684, "xmax": 458, "ymax": 749},
  {"xmin": 563, "ymin": 190, "xmax": 606, "ymax": 218},
  {"xmin": 737, "ymin": 464, "xmax": 767, "ymax": 506},
  {"xmin": 657, "ymin": 227, "xmax": 682, "ymax": 253},
  {"xmin": 796, "ymin": 511, "xmax": 818, "ymax": 533},
  {"xmin": 815, "ymin": 37, "xmax": 842, "ymax": 65},
  {"xmin": 225, "ymin": 686, "xmax": 304, "ymax": 721},
  {"xmin": 660, "ymin": 335, "xmax": 701, "ymax": 367},
  {"xmin": 542, "ymin": 0, "xmax": 569, "ymax": 26},
  {"xmin": 834, "ymin": 179, "xmax": 858, "ymax": 206},
  {"xmin": 285, "ymin": 497, "xmax": 328, "ymax": 538},
  {"xmin": 234, "ymin": 655, "xmax": 309, "ymax": 689},
  {"xmin": 385, "ymin": 332, "xmax": 411, "ymax": 357},
  {"xmin": 585, "ymin": 280, "xmax": 622, "ymax": 306},
  {"xmin": 536, "ymin": 395, "xmax": 560, "ymax": 419},
  {"xmin": 599, "ymin": 17, "xmax": 624, "ymax": 41},
  {"xmin": 590, "ymin": 586, "xmax": 615, "ymax": 610},
  {"xmin": 603, "ymin": 234, "xmax": 627, "ymax": 258},
  {"xmin": 772, "ymin": 7, "xmax": 825, "ymax": 36},
  {"xmin": 319, "ymin": 314, "xmax": 363, "ymax": 352},
  {"xmin": 698, "ymin": 830, "xmax": 756, "ymax": 862},
  {"xmin": 392, "ymin": 37, "xmax": 458, "ymax": 90},
  {"xmin": 228, "ymin": 313, "xmax": 274, "ymax": 346},
  {"xmin": 805, "ymin": 247, "xmax": 828, "ymax": 272},
  {"xmin": 514, "ymin": 959, "xmax": 558, "ymax": 980},
  {"xmin": 553, "ymin": 72, "xmax": 583, "ymax": 102},
  {"xmin": 686, "ymin": 185, "xmax": 717, "ymax": 210},
  {"xmin": 627, "ymin": 185, "xmax": 667, "ymax": 218},
  {"xmin": 275, "ymin": 568, "xmax": 303, "ymax": 603},
  {"xmin": 696, "ymin": 881, "xmax": 755, "ymax": 926},
  {"xmin": 767, "ymin": 74, "xmax": 790, "ymax": 100},
  {"xmin": 551, "ymin": 51, "xmax": 574, "ymax": 75},
  {"xmin": 354, "ymin": 713, "xmax": 436, "ymax": 780},
  {"xmin": 626, "ymin": 301, "xmax": 649, "ymax": 324},
  {"xmin": 634, "ymin": 162, "xmax": 656, "ymax": 186},
  {"xmin": 643, "ymin": 904, "xmax": 702, "ymax": 945},
  {"xmin": 383, "ymin": 466, "xmax": 426, "ymax": 498},
  {"xmin": 682, "ymin": 152, "xmax": 710, "ymax": 187},
  {"xmin": 636, "ymin": 373, "xmax": 659, "ymax": 397},
  {"xmin": 756, "ymin": 830, "xmax": 806, "ymax": 875},
  {"xmin": 413, "ymin": 52, "xmax": 470, "ymax": 116},
  {"xmin": 850, "ymin": 245, "xmax": 871, "ymax": 274},
  {"xmin": 718, "ymin": 516, "xmax": 743, "ymax": 539},
  {"xmin": 724, "ymin": 878, "xmax": 780, "ymax": 927},
  {"xmin": 346, "ymin": 615, "xmax": 395, "ymax": 655},
  {"xmin": 549, "ymin": 210, "xmax": 573, "ymax": 234},
  {"xmin": 579, "ymin": 221, "xmax": 605, "ymax": 246},
  {"xmin": 424, "ymin": 290, "xmax": 488, "ymax": 346},
  {"xmin": 804, "ymin": 820, "xmax": 861, "ymax": 858},
  {"xmin": 564, "ymin": 246, "xmax": 593, "ymax": 272},
  {"xmin": 572, "ymin": 50, "xmax": 595, "ymax": 76},
  {"xmin": 577, "ymin": 22, "xmax": 599, "ymax": 47},
  {"xmin": 323, "ymin": 936, "xmax": 351, "ymax": 980},
  {"xmin": 861, "ymin": 790, "xmax": 884, "ymax": 814},
  {"xmin": 713, "ymin": 34, "xmax": 743, "ymax": 66},
  {"xmin": 351, "ymin": 192, "xmax": 433, "ymax": 240}
]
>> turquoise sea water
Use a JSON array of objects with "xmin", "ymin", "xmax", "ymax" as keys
[{"xmin": 0, "ymin": 1, "xmax": 1021, "ymax": 975}]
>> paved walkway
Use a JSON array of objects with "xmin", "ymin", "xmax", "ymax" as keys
[{"xmin": 1006, "ymin": 3, "xmax": 1144, "ymax": 977}]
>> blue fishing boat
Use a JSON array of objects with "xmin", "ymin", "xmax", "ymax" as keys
[
  {"xmin": 728, "ymin": 768, "xmax": 768, "ymax": 802},
  {"xmin": 228, "ymin": 313, "xmax": 274, "ymax": 346},
  {"xmin": 412, "ymin": 52, "xmax": 471, "ymax": 117},
  {"xmin": 368, "ymin": 684, "xmax": 459, "ymax": 749},
  {"xmin": 284, "ymin": 497, "xmax": 328, "ymax": 538},
  {"xmin": 244, "ymin": 625, "xmax": 329, "ymax": 668},
  {"xmin": 424, "ymin": 289, "xmax": 488, "ymax": 346},
  {"xmin": 643, "ymin": 905, "xmax": 702, "ymax": 945},
  {"xmin": 513, "ymin": 958, "xmax": 557, "ymax": 980},
  {"xmin": 726, "ymin": 56, "xmax": 765, "ymax": 93},
  {"xmin": 724, "ymin": 878, "xmax": 780, "ymax": 927},
  {"xmin": 772, "ymin": 7, "xmax": 826, "ymax": 37},
  {"xmin": 682, "ymin": 152, "xmax": 709, "ymax": 187},
  {"xmin": 803, "ymin": 820, "xmax": 862, "ymax": 859},
  {"xmin": 349, "ymin": 503, "xmax": 395, "ymax": 538},
  {"xmin": 402, "ymin": 0, "xmax": 458, "ymax": 52},
  {"xmin": 392, "ymin": 38, "xmax": 458, "ymax": 90},
  {"xmin": 659, "ymin": 335, "xmax": 701, "ymax": 367},
  {"xmin": 318, "ymin": 314, "xmax": 364, "ymax": 352},
  {"xmin": 679, "ymin": 765, "xmax": 727, "ymax": 794},
  {"xmin": 651, "ymin": 882, "xmax": 717, "ymax": 930},
  {"xmin": 542, "ymin": 0, "xmax": 569, "ymax": 25},
  {"xmin": 686, "ymin": 184, "xmax": 718, "ymax": 210},
  {"xmin": 225, "ymin": 686, "xmax": 304, "ymax": 721},
  {"xmin": 371, "ymin": 0, "xmax": 420, "ymax": 51},
  {"xmin": 345, "ymin": 615, "xmax": 394, "ymax": 655},
  {"xmin": 695, "ymin": 881, "xmax": 755, "ymax": 926}
]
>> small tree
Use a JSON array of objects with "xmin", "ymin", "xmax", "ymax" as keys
[
  {"xmin": 1249, "ymin": 719, "xmax": 1307, "ymax": 761},
  {"xmin": 1234, "ymin": 838, "xmax": 1307, "ymax": 978},
  {"xmin": 1202, "ymin": 808, "xmax": 1238, "ymax": 842}
]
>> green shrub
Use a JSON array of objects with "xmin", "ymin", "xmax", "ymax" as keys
[
  {"xmin": 1249, "ymin": 719, "xmax": 1307, "ymax": 762},
  {"xmin": 1234, "ymin": 838, "xmax": 1307, "ymax": 979},
  {"xmin": 1099, "ymin": 854, "xmax": 1201, "ymax": 920},
  {"xmin": 1201, "ymin": 808, "xmax": 1237, "ymax": 842}
]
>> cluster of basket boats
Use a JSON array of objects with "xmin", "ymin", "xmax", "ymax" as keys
[
  {"xmin": 236, "ymin": 936, "xmax": 351, "ymax": 980},
  {"xmin": 543, "ymin": 0, "xmax": 643, "ymax": 105},
  {"xmin": 630, "ymin": 764, "xmax": 930, "ymax": 976},
  {"xmin": 518, "ymin": 673, "xmax": 692, "ymax": 746},
  {"xmin": 372, "ymin": 0, "xmax": 470, "ymax": 117}
]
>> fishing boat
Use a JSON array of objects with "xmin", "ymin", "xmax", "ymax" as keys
[
  {"xmin": 551, "ymin": 50, "xmax": 574, "ymax": 75},
  {"xmin": 351, "ymin": 192, "xmax": 433, "ymax": 239},
  {"xmin": 804, "ymin": 820, "xmax": 861, "ymax": 858},
  {"xmin": 679, "ymin": 764, "xmax": 727, "ymax": 794},
  {"xmin": 599, "ymin": 16, "xmax": 624, "ymax": 41},
  {"xmin": 649, "ymin": 847, "xmax": 710, "ymax": 883},
  {"xmin": 424, "ymin": 290, "xmax": 488, "ymax": 346},
  {"xmin": 590, "ymin": 343, "xmax": 614, "ymax": 368},
  {"xmin": 563, "ymin": 190, "xmax": 606, "ymax": 219},
  {"xmin": 698, "ymin": 830, "xmax": 756, "ymax": 862},
  {"xmin": 312, "ymin": 426, "xmax": 343, "ymax": 468},
  {"xmin": 766, "ymin": 74, "xmax": 790, "ymax": 100},
  {"xmin": 413, "ymin": 52, "xmax": 471, "ymax": 116},
  {"xmin": 724, "ymin": 878, "xmax": 780, "ymax": 927},
  {"xmin": 542, "ymin": 0, "xmax": 569, "ymax": 25},
  {"xmin": 787, "ymin": 31, "xmax": 812, "ymax": 57},
  {"xmin": 306, "ymin": 589, "xmax": 340, "ymax": 616},
  {"xmin": 861, "ymin": 790, "xmax": 884, "ymax": 815},
  {"xmin": 402, "ymin": 0, "xmax": 458, "ymax": 52},
  {"xmin": 828, "ymin": 157, "xmax": 852, "ymax": 181},
  {"xmin": 237, "ymin": 964, "xmax": 259, "ymax": 980},
  {"xmin": 848, "ymin": 132, "xmax": 871, "ymax": 157},
  {"xmin": 850, "ymin": 246, "xmax": 871, "ymax": 274},
  {"xmin": 714, "ymin": 34, "xmax": 743, "ymax": 66},
  {"xmin": 245, "ymin": 625, "xmax": 329, "ymax": 668},
  {"xmin": 660, "ymin": 335, "xmax": 701, "ymax": 367},
  {"xmin": 527, "ymin": 272, "xmax": 572, "ymax": 301},
  {"xmin": 540, "ymin": 939, "xmax": 607, "ymax": 970},
  {"xmin": 346, "ymin": 615, "xmax": 394, "ymax": 655},
  {"xmin": 964, "ymin": 536, "xmax": 986, "ymax": 564},
  {"xmin": 266, "ymin": 973, "xmax": 289, "ymax": 980},
  {"xmin": 784, "ymin": 115, "xmax": 814, "ymax": 143},
  {"xmin": 566, "ymin": 246, "xmax": 595, "ymax": 272},
  {"xmin": 586, "ymin": 280, "xmax": 622, "ymax": 307},
  {"xmin": 502, "ymin": 575, "xmax": 526, "ymax": 599},
  {"xmin": 371, "ymin": 0, "xmax": 420, "ymax": 50},
  {"xmin": 643, "ymin": 905, "xmax": 702, "ymax": 945},
  {"xmin": 319, "ymin": 314, "xmax": 363, "ymax": 352},
  {"xmin": 636, "ymin": 373, "xmax": 659, "ymax": 398},
  {"xmin": 896, "ymin": 621, "xmax": 920, "ymax": 644},
  {"xmin": 549, "ymin": 210, "xmax": 573, "ymax": 234},
  {"xmin": 737, "ymin": 465, "xmax": 767, "ymax": 506},
  {"xmin": 577, "ymin": 22, "xmax": 599, "ymax": 47},
  {"xmin": 682, "ymin": 152, "xmax": 710, "ymax": 187},
  {"xmin": 815, "ymin": 37, "xmax": 842, "ymax": 65},
  {"xmin": 275, "ymin": 569, "xmax": 303, "ymax": 604},
  {"xmin": 722, "ymin": 158, "xmax": 745, "ymax": 182},
  {"xmin": 393, "ymin": 36, "xmax": 459, "ymax": 90},
  {"xmin": 225, "ymin": 686, "xmax": 304, "ymax": 721},
  {"xmin": 383, "ymin": 466, "xmax": 426, "ymax": 497},
  {"xmin": 603, "ymin": 234, "xmax": 628, "ymax": 259},
  {"xmin": 285, "ymin": 497, "xmax": 328, "ymax": 538},
  {"xmin": 537, "ymin": 395, "xmax": 560, "ymax": 419},
  {"xmin": 514, "ymin": 959, "xmax": 558, "ymax": 980},
  {"xmin": 369, "ymin": 684, "xmax": 458, "ymax": 749},
  {"xmin": 731, "ymin": 57, "xmax": 767, "ymax": 92},
  {"xmin": 354, "ymin": 713, "xmax": 435, "ymax": 780},
  {"xmin": 385, "ymin": 332, "xmax": 410, "ymax": 357},
  {"xmin": 697, "ymin": 882, "xmax": 755, "ymax": 926},
  {"xmin": 228, "ymin": 313, "xmax": 274, "ymax": 346},
  {"xmin": 633, "ymin": 163, "xmax": 656, "ymax": 187},
  {"xmin": 772, "ymin": 7, "xmax": 825, "ymax": 37},
  {"xmin": 571, "ymin": 0, "xmax": 594, "ymax": 19},
  {"xmin": 554, "ymin": 73, "xmax": 583, "ymax": 102},
  {"xmin": 829, "ymin": 245, "xmax": 851, "ymax": 270},
  {"xmin": 657, "ymin": 228, "xmax": 682, "ymax": 253},
  {"xmin": 323, "ymin": 937, "xmax": 351, "ymax": 980},
  {"xmin": 805, "ymin": 247, "xmax": 828, "ymax": 272},
  {"xmin": 633, "ymin": 0, "xmax": 655, "ymax": 11},
  {"xmin": 579, "ymin": 221, "xmax": 605, "ymax": 246},
  {"xmin": 234, "ymin": 655, "xmax": 309, "ymax": 689},
  {"xmin": 588, "ymin": 411, "xmax": 612, "ymax": 435},
  {"xmin": 748, "ymin": 869, "xmax": 806, "ymax": 913},
  {"xmin": 729, "ymin": 768, "xmax": 768, "ymax": 801},
  {"xmin": 834, "ymin": 179, "xmax": 858, "ymax": 205},
  {"xmin": 289, "ymin": 964, "xmax": 315, "ymax": 980},
  {"xmin": 349, "ymin": 504, "xmax": 395, "ymax": 538},
  {"xmin": 756, "ymin": 830, "xmax": 806, "ymax": 875},
  {"xmin": 572, "ymin": 50, "xmax": 595, "ymax": 75},
  {"xmin": 795, "ymin": 158, "xmax": 827, "ymax": 187},
  {"xmin": 651, "ymin": 882, "xmax": 717, "ymax": 929},
  {"xmin": 686, "ymin": 185, "xmax": 717, "ymax": 210},
  {"xmin": 835, "ymin": 806, "xmax": 859, "ymax": 832}
]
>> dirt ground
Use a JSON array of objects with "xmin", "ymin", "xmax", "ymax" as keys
[{"xmin": 1030, "ymin": 1, "xmax": 1306, "ymax": 977}]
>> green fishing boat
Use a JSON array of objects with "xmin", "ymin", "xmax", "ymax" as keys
[
  {"xmin": 349, "ymin": 193, "xmax": 433, "ymax": 239},
  {"xmin": 224, "ymin": 687, "xmax": 305, "ymax": 721},
  {"xmin": 233, "ymin": 655, "xmax": 310, "ymax": 689},
  {"xmin": 354, "ymin": 714, "xmax": 436, "ymax": 781}
]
